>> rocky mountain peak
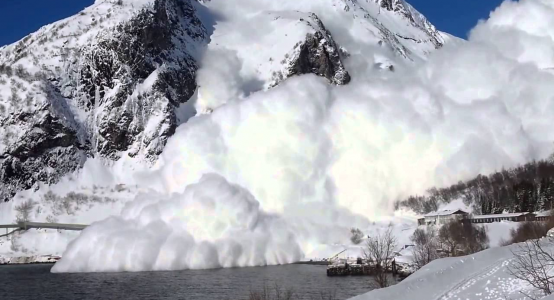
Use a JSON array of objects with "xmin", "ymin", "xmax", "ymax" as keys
[
  {"xmin": 377, "ymin": 0, "xmax": 403, "ymax": 11},
  {"xmin": 0, "ymin": 0, "xmax": 449, "ymax": 202},
  {"xmin": 374, "ymin": 0, "xmax": 445, "ymax": 49}
]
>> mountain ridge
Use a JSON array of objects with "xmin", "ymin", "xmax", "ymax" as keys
[{"xmin": 0, "ymin": 0, "xmax": 450, "ymax": 202}]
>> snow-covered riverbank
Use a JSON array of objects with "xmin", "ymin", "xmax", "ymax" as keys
[
  {"xmin": 0, "ymin": 228, "xmax": 79, "ymax": 265},
  {"xmin": 0, "ymin": 254, "xmax": 60, "ymax": 265}
]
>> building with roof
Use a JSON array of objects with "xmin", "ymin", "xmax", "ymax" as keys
[
  {"xmin": 418, "ymin": 209, "xmax": 468, "ymax": 226},
  {"xmin": 418, "ymin": 210, "xmax": 554, "ymax": 226},
  {"xmin": 534, "ymin": 211, "xmax": 552, "ymax": 222},
  {"xmin": 468, "ymin": 212, "xmax": 535, "ymax": 224}
]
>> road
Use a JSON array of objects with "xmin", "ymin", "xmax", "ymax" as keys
[{"xmin": 0, "ymin": 221, "xmax": 88, "ymax": 232}]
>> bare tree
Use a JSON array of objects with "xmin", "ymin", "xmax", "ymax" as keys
[
  {"xmin": 363, "ymin": 225, "xmax": 397, "ymax": 288},
  {"xmin": 350, "ymin": 228, "xmax": 364, "ymax": 245},
  {"xmin": 438, "ymin": 220, "xmax": 488, "ymax": 257},
  {"xmin": 411, "ymin": 227, "xmax": 439, "ymax": 269},
  {"xmin": 15, "ymin": 200, "xmax": 35, "ymax": 223},
  {"xmin": 509, "ymin": 238, "xmax": 554, "ymax": 299}
]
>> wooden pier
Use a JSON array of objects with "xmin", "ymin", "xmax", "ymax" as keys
[
  {"xmin": 327, "ymin": 264, "xmax": 375, "ymax": 276},
  {"xmin": 326, "ymin": 259, "xmax": 404, "ymax": 277}
]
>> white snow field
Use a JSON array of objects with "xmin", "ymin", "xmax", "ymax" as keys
[
  {"xmin": 350, "ymin": 239, "xmax": 554, "ymax": 300},
  {"xmin": 0, "ymin": 0, "xmax": 553, "ymax": 283}
]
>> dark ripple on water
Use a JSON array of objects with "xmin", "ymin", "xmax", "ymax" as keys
[{"xmin": 0, "ymin": 264, "xmax": 385, "ymax": 300}]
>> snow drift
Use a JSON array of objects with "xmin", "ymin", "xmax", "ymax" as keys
[
  {"xmin": 43, "ymin": 0, "xmax": 554, "ymax": 272},
  {"xmin": 350, "ymin": 239, "xmax": 554, "ymax": 300}
]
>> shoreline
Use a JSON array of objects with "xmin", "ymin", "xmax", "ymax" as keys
[
  {"xmin": 0, "ymin": 261, "xmax": 55, "ymax": 266},
  {"xmin": 293, "ymin": 260, "xmax": 330, "ymax": 265},
  {"xmin": 0, "ymin": 254, "xmax": 61, "ymax": 265}
]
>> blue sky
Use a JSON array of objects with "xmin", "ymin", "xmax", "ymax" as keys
[
  {"xmin": 0, "ymin": 0, "xmax": 94, "ymax": 47},
  {"xmin": 409, "ymin": 0, "xmax": 506, "ymax": 37},
  {"xmin": 0, "ymin": 0, "xmax": 506, "ymax": 47}
]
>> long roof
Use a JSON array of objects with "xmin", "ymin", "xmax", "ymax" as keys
[
  {"xmin": 535, "ymin": 211, "xmax": 552, "ymax": 217},
  {"xmin": 424, "ymin": 209, "xmax": 467, "ymax": 217},
  {"xmin": 471, "ymin": 212, "xmax": 532, "ymax": 219}
]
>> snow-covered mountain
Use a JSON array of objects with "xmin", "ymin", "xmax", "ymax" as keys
[
  {"xmin": 0, "ymin": 0, "xmax": 209, "ymax": 202},
  {"xmin": 2, "ymin": 4, "xmax": 554, "ymax": 298},
  {"xmin": 0, "ymin": 0, "xmax": 448, "ymax": 203}
]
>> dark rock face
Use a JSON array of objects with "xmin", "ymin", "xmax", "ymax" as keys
[
  {"xmin": 283, "ymin": 13, "xmax": 350, "ymax": 86},
  {"xmin": 75, "ymin": 0, "xmax": 207, "ymax": 159},
  {"xmin": 0, "ymin": 74, "xmax": 87, "ymax": 202},
  {"xmin": 378, "ymin": 0, "xmax": 401, "ymax": 11},
  {"xmin": 1, "ymin": 147, "xmax": 86, "ymax": 202},
  {"xmin": 289, "ymin": 31, "xmax": 351, "ymax": 85},
  {"xmin": 0, "ymin": 0, "xmax": 208, "ymax": 201}
]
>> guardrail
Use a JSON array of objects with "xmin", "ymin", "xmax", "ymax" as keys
[{"xmin": 0, "ymin": 221, "xmax": 88, "ymax": 238}]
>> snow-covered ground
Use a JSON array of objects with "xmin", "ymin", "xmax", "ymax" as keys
[
  {"xmin": 0, "ymin": 229, "xmax": 73, "ymax": 264},
  {"xmin": 0, "ymin": 159, "xmax": 140, "ymax": 262},
  {"xmin": 350, "ymin": 238, "xmax": 554, "ymax": 300}
]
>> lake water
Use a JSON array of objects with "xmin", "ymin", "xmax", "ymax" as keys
[{"xmin": 0, "ymin": 263, "xmax": 390, "ymax": 300}]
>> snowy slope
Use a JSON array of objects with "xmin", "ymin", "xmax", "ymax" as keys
[
  {"xmin": 194, "ymin": 0, "xmax": 448, "ymax": 111},
  {"xmin": 350, "ymin": 239, "xmax": 554, "ymax": 300}
]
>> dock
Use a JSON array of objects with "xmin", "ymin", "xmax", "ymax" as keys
[{"xmin": 327, "ymin": 262, "xmax": 396, "ymax": 276}]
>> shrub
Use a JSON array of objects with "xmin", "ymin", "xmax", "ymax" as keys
[
  {"xmin": 15, "ymin": 200, "xmax": 35, "ymax": 223},
  {"xmin": 411, "ymin": 227, "xmax": 440, "ymax": 268},
  {"xmin": 350, "ymin": 227, "xmax": 364, "ymax": 245},
  {"xmin": 504, "ymin": 218, "xmax": 554, "ymax": 245},
  {"xmin": 43, "ymin": 190, "xmax": 115, "ymax": 216},
  {"xmin": 249, "ymin": 283, "xmax": 337, "ymax": 300},
  {"xmin": 438, "ymin": 220, "xmax": 489, "ymax": 256},
  {"xmin": 249, "ymin": 283, "xmax": 294, "ymax": 300}
]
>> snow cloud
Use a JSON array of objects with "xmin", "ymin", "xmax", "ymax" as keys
[
  {"xmin": 53, "ymin": 0, "xmax": 554, "ymax": 272},
  {"xmin": 52, "ymin": 174, "xmax": 302, "ymax": 273},
  {"xmin": 195, "ymin": 48, "xmax": 245, "ymax": 113}
]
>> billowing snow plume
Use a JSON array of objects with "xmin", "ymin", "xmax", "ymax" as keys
[
  {"xmin": 52, "ymin": 174, "xmax": 302, "ymax": 272},
  {"xmin": 51, "ymin": 0, "xmax": 554, "ymax": 272}
]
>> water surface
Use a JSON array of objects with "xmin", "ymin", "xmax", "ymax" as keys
[{"xmin": 0, "ymin": 263, "xmax": 388, "ymax": 300}]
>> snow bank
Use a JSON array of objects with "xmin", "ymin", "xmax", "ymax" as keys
[
  {"xmin": 482, "ymin": 221, "xmax": 520, "ymax": 247},
  {"xmin": 0, "ymin": 229, "xmax": 80, "ymax": 263},
  {"xmin": 0, "ymin": 255, "xmax": 60, "ymax": 265},
  {"xmin": 52, "ymin": 0, "xmax": 554, "ymax": 272},
  {"xmin": 350, "ymin": 239, "xmax": 554, "ymax": 300}
]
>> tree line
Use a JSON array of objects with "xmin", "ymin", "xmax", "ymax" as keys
[{"xmin": 396, "ymin": 159, "xmax": 554, "ymax": 215}]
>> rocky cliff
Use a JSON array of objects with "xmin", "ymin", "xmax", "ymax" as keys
[{"xmin": 0, "ymin": 0, "xmax": 207, "ymax": 201}]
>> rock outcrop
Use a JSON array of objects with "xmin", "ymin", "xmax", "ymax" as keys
[
  {"xmin": 283, "ymin": 13, "xmax": 351, "ymax": 86},
  {"xmin": 0, "ymin": 70, "xmax": 86, "ymax": 202},
  {"xmin": 74, "ymin": 0, "xmax": 207, "ymax": 159},
  {"xmin": 0, "ymin": 0, "xmax": 208, "ymax": 201}
]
